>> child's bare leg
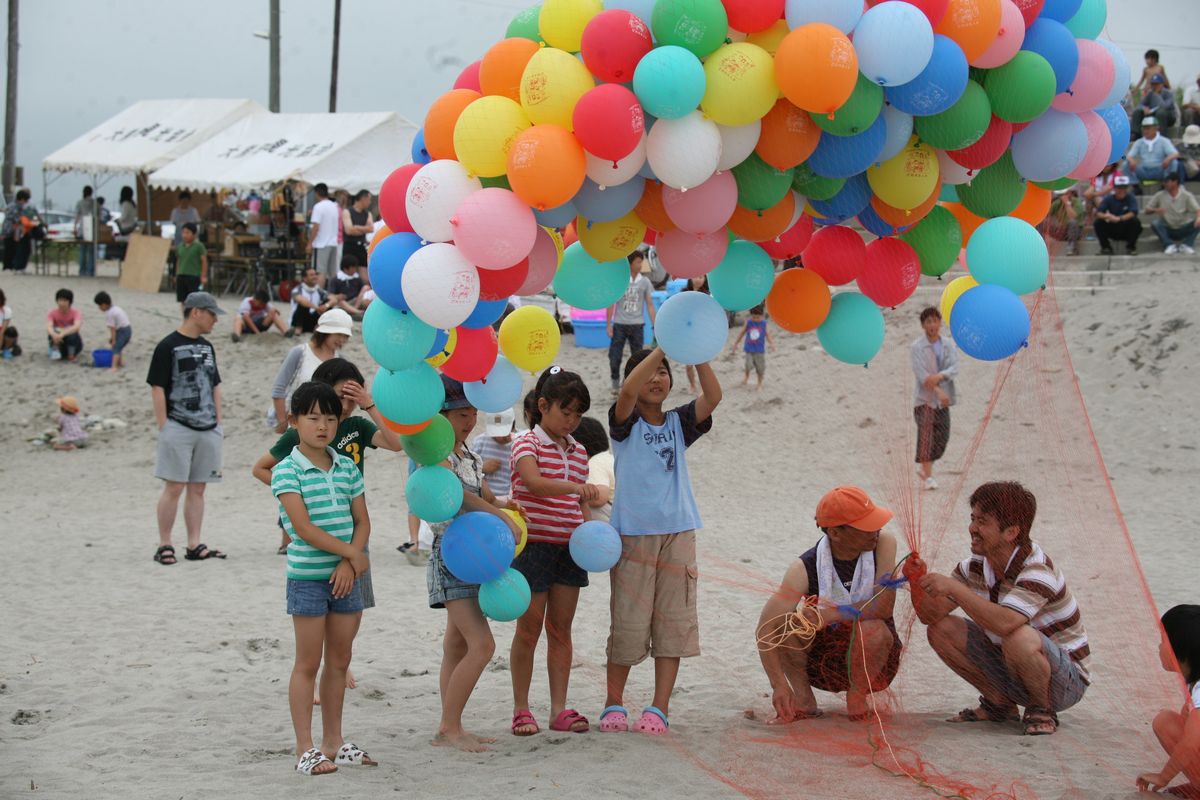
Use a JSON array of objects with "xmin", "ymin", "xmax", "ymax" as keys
[
  {"xmin": 1152, "ymin": 709, "xmax": 1200, "ymax": 786},
  {"xmin": 182, "ymin": 482, "xmax": 206, "ymax": 550},
  {"xmin": 545, "ymin": 585, "xmax": 581, "ymax": 724},
  {"xmin": 605, "ymin": 661, "xmax": 632, "ymax": 709},
  {"xmin": 440, "ymin": 618, "xmax": 469, "ymax": 699},
  {"xmin": 291, "ymin": 615, "xmax": 335, "ymax": 773},
  {"xmin": 434, "ymin": 598, "xmax": 496, "ymax": 751},
  {"xmin": 741, "ymin": 368, "xmax": 750, "ymax": 386},
  {"xmin": 511, "ymin": 592, "xmax": 547, "ymax": 733},
  {"xmin": 319, "ymin": 611, "xmax": 362, "ymax": 757},
  {"xmin": 756, "ymin": 370, "xmax": 764, "ymax": 391},
  {"xmin": 407, "ymin": 514, "xmax": 421, "ymax": 550},
  {"xmin": 270, "ymin": 309, "xmax": 288, "ymax": 333},
  {"xmin": 156, "ymin": 481, "xmax": 186, "ymax": 546},
  {"xmin": 651, "ymin": 656, "xmax": 681, "ymax": 717}
]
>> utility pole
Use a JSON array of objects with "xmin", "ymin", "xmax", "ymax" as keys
[
  {"xmin": 3, "ymin": 0, "xmax": 18, "ymax": 201},
  {"xmin": 269, "ymin": 0, "xmax": 280, "ymax": 112},
  {"xmin": 329, "ymin": 0, "xmax": 341, "ymax": 112}
]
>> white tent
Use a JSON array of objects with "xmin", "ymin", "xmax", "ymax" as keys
[{"xmin": 148, "ymin": 112, "xmax": 416, "ymax": 193}]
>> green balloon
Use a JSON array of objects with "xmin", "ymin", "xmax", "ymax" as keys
[
  {"xmin": 707, "ymin": 240, "xmax": 775, "ymax": 311},
  {"xmin": 553, "ymin": 241, "xmax": 629, "ymax": 310},
  {"xmin": 956, "ymin": 151, "xmax": 1024, "ymax": 219},
  {"xmin": 1034, "ymin": 176, "xmax": 1076, "ymax": 191},
  {"xmin": 652, "ymin": 0, "xmax": 728, "ymax": 59},
  {"xmin": 400, "ymin": 414, "xmax": 455, "ymax": 466},
  {"xmin": 984, "ymin": 52, "xmax": 1056, "ymax": 123},
  {"xmin": 1064, "ymin": 0, "xmax": 1106, "ymax": 39},
  {"xmin": 792, "ymin": 164, "xmax": 844, "ymax": 201},
  {"xmin": 914, "ymin": 80, "xmax": 991, "ymax": 150},
  {"xmin": 816, "ymin": 292, "xmax": 885, "ymax": 366},
  {"xmin": 812, "ymin": 73, "xmax": 884, "ymax": 137},
  {"xmin": 480, "ymin": 174, "xmax": 512, "ymax": 190},
  {"xmin": 732, "ymin": 153, "xmax": 793, "ymax": 212},
  {"xmin": 506, "ymin": 4, "xmax": 543, "ymax": 42},
  {"xmin": 900, "ymin": 206, "xmax": 962, "ymax": 278}
]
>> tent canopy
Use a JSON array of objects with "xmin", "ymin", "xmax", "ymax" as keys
[
  {"xmin": 148, "ymin": 112, "xmax": 416, "ymax": 194},
  {"xmin": 42, "ymin": 98, "xmax": 266, "ymax": 175}
]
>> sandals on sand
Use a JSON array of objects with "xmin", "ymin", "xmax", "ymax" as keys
[
  {"xmin": 296, "ymin": 748, "xmax": 336, "ymax": 776},
  {"xmin": 948, "ymin": 696, "xmax": 1020, "ymax": 724},
  {"xmin": 599, "ymin": 705, "xmax": 628, "ymax": 733},
  {"xmin": 184, "ymin": 543, "xmax": 226, "ymax": 561},
  {"xmin": 333, "ymin": 742, "xmax": 377, "ymax": 767},
  {"xmin": 1022, "ymin": 706, "xmax": 1058, "ymax": 736},
  {"xmin": 153, "ymin": 545, "xmax": 177, "ymax": 565},
  {"xmin": 512, "ymin": 709, "xmax": 539, "ymax": 736},
  {"xmin": 549, "ymin": 708, "xmax": 589, "ymax": 733},
  {"xmin": 633, "ymin": 706, "xmax": 669, "ymax": 736}
]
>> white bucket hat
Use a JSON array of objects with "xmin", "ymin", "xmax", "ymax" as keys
[{"xmin": 315, "ymin": 308, "xmax": 354, "ymax": 337}]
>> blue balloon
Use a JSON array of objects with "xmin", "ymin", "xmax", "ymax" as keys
[
  {"xmin": 568, "ymin": 521, "xmax": 622, "ymax": 572},
  {"xmin": 809, "ymin": 173, "xmax": 872, "ymax": 220},
  {"xmin": 653, "ymin": 291, "xmax": 729, "ymax": 365},
  {"xmin": 479, "ymin": 568, "xmax": 532, "ymax": 621},
  {"xmin": 572, "ymin": 177, "xmax": 645, "ymax": 223},
  {"xmin": 461, "ymin": 298, "xmax": 508, "ymax": 330},
  {"xmin": 361, "ymin": 299, "xmax": 438, "ymax": 372},
  {"xmin": 411, "ymin": 128, "xmax": 431, "ymax": 165},
  {"xmin": 885, "ymin": 35, "xmax": 969, "ymax": 116},
  {"xmin": 372, "ymin": 362, "xmax": 445, "ymax": 424},
  {"xmin": 633, "ymin": 45, "xmax": 706, "ymax": 120},
  {"xmin": 949, "ymin": 284, "xmax": 1030, "ymax": 361},
  {"xmin": 1020, "ymin": 19, "xmax": 1079, "ymax": 94},
  {"xmin": 807, "ymin": 115, "xmax": 887, "ymax": 179},
  {"xmin": 966, "ymin": 216, "xmax": 1048, "ymax": 295},
  {"xmin": 1097, "ymin": 39, "xmax": 1131, "ymax": 109},
  {"xmin": 464, "ymin": 356, "xmax": 523, "ymax": 413},
  {"xmin": 812, "ymin": 212, "xmax": 851, "ymax": 226},
  {"xmin": 816, "ymin": 292, "xmax": 885, "ymax": 366},
  {"xmin": 857, "ymin": 204, "xmax": 903, "ymax": 237},
  {"xmin": 367, "ymin": 232, "xmax": 422, "ymax": 311},
  {"xmin": 442, "ymin": 511, "xmax": 516, "ymax": 584},
  {"xmin": 425, "ymin": 327, "xmax": 450, "ymax": 359},
  {"xmin": 877, "ymin": 104, "xmax": 914, "ymax": 163},
  {"xmin": 851, "ymin": 0, "xmax": 934, "ymax": 86},
  {"xmin": 1040, "ymin": 0, "xmax": 1083, "ymax": 22},
  {"xmin": 533, "ymin": 201, "xmax": 577, "ymax": 229},
  {"xmin": 707, "ymin": 240, "xmax": 775, "ymax": 311},
  {"xmin": 1011, "ymin": 109, "xmax": 1087, "ymax": 182},
  {"xmin": 406, "ymin": 465, "xmax": 464, "ymax": 523},
  {"xmin": 1096, "ymin": 104, "xmax": 1131, "ymax": 165}
]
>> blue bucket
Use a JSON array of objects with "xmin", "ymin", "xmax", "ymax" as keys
[
  {"xmin": 93, "ymin": 349, "xmax": 113, "ymax": 368},
  {"xmin": 573, "ymin": 320, "xmax": 610, "ymax": 349}
]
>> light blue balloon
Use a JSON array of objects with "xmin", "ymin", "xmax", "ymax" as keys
[
  {"xmin": 442, "ymin": 511, "xmax": 516, "ymax": 584},
  {"xmin": 949, "ymin": 284, "xmax": 1030, "ymax": 361},
  {"xmin": 654, "ymin": 291, "xmax": 729, "ymax": 365},
  {"xmin": 372, "ymin": 362, "xmax": 444, "ymax": 424},
  {"xmin": 852, "ymin": 1, "xmax": 934, "ymax": 87},
  {"xmin": 605, "ymin": 0, "xmax": 655, "ymax": 26},
  {"xmin": 406, "ymin": 465, "xmax": 464, "ymax": 523},
  {"xmin": 809, "ymin": 173, "xmax": 872, "ymax": 220},
  {"xmin": 785, "ymin": 0, "xmax": 863, "ymax": 34},
  {"xmin": 533, "ymin": 201, "xmax": 577, "ymax": 229},
  {"xmin": 361, "ymin": 299, "xmax": 438, "ymax": 372},
  {"xmin": 572, "ymin": 177, "xmax": 645, "ymax": 223},
  {"xmin": 1041, "ymin": 0, "xmax": 1083, "ymax": 23},
  {"xmin": 877, "ymin": 104, "xmax": 914, "ymax": 163},
  {"xmin": 1097, "ymin": 39, "xmax": 1131, "ymax": 109},
  {"xmin": 367, "ymin": 232, "xmax": 421, "ymax": 311},
  {"xmin": 857, "ymin": 204, "xmax": 903, "ymax": 237},
  {"xmin": 479, "ymin": 568, "xmax": 532, "ymax": 621},
  {"xmin": 1011, "ymin": 109, "xmax": 1087, "ymax": 182},
  {"xmin": 707, "ymin": 240, "xmax": 774, "ymax": 311},
  {"xmin": 816, "ymin": 292, "xmax": 885, "ymax": 366},
  {"xmin": 553, "ymin": 241, "xmax": 629, "ymax": 310},
  {"xmin": 885, "ymin": 35, "xmax": 968, "ymax": 116},
  {"xmin": 568, "ymin": 521, "xmax": 622, "ymax": 572},
  {"xmin": 1064, "ymin": 0, "xmax": 1106, "ymax": 39},
  {"xmin": 1097, "ymin": 104, "xmax": 1131, "ymax": 165},
  {"xmin": 632, "ymin": 45, "xmax": 705, "ymax": 120},
  {"xmin": 411, "ymin": 128, "xmax": 431, "ymax": 165},
  {"xmin": 1021, "ymin": 19, "xmax": 1079, "ymax": 95},
  {"xmin": 966, "ymin": 216, "xmax": 1049, "ymax": 296},
  {"xmin": 464, "ymin": 356, "xmax": 523, "ymax": 413},
  {"xmin": 807, "ymin": 114, "xmax": 887, "ymax": 178}
]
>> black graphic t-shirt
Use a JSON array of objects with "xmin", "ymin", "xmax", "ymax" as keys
[{"xmin": 147, "ymin": 331, "xmax": 221, "ymax": 431}]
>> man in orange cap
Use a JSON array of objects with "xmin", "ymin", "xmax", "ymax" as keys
[{"xmin": 755, "ymin": 486, "xmax": 901, "ymax": 722}]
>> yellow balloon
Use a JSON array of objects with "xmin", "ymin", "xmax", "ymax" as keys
[
  {"xmin": 498, "ymin": 305, "xmax": 562, "ymax": 373},
  {"xmin": 576, "ymin": 211, "xmax": 646, "ymax": 262},
  {"xmin": 867, "ymin": 136, "xmax": 940, "ymax": 212},
  {"xmin": 940, "ymin": 274, "xmax": 979, "ymax": 327},
  {"xmin": 544, "ymin": 225, "xmax": 564, "ymax": 267},
  {"xmin": 453, "ymin": 96, "xmax": 531, "ymax": 178},
  {"xmin": 701, "ymin": 43, "xmax": 778, "ymax": 126},
  {"xmin": 502, "ymin": 508, "xmax": 529, "ymax": 556},
  {"xmin": 425, "ymin": 328, "xmax": 458, "ymax": 368},
  {"xmin": 538, "ymin": 0, "xmax": 602, "ymax": 52},
  {"xmin": 520, "ymin": 47, "xmax": 596, "ymax": 130},
  {"xmin": 746, "ymin": 19, "xmax": 789, "ymax": 55}
]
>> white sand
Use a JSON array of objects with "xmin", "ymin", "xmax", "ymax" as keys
[{"xmin": 1, "ymin": 257, "xmax": 1195, "ymax": 799}]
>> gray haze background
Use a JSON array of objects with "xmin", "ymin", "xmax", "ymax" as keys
[{"xmin": 5, "ymin": 0, "xmax": 1199, "ymax": 209}]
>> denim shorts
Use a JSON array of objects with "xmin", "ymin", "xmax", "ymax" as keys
[
  {"xmin": 965, "ymin": 620, "xmax": 1089, "ymax": 712},
  {"xmin": 287, "ymin": 577, "xmax": 364, "ymax": 616},
  {"xmin": 113, "ymin": 326, "xmax": 132, "ymax": 354},
  {"xmin": 427, "ymin": 535, "xmax": 479, "ymax": 609},
  {"xmin": 513, "ymin": 540, "xmax": 588, "ymax": 594}
]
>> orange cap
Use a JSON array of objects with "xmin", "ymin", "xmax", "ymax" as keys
[{"xmin": 815, "ymin": 486, "xmax": 893, "ymax": 531}]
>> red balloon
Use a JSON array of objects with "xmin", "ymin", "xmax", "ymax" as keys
[
  {"xmin": 802, "ymin": 224, "xmax": 866, "ymax": 286},
  {"xmin": 947, "ymin": 115, "xmax": 1012, "ymax": 170},
  {"xmin": 440, "ymin": 326, "xmax": 499, "ymax": 383},
  {"xmin": 454, "ymin": 60, "xmax": 482, "ymax": 92},
  {"xmin": 378, "ymin": 164, "xmax": 421, "ymax": 233},
  {"xmin": 478, "ymin": 258, "xmax": 530, "ymax": 301},
  {"xmin": 866, "ymin": 0, "xmax": 949, "ymax": 26},
  {"xmin": 721, "ymin": 0, "xmax": 785, "ymax": 33},
  {"xmin": 580, "ymin": 9, "xmax": 653, "ymax": 83},
  {"xmin": 857, "ymin": 237, "xmax": 921, "ymax": 308},
  {"xmin": 1011, "ymin": 0, "xmax": 1046, "ymax": 28},
  {"xmin": 572, "ymin": 84, "xmax": 645, "ymax": 162},
  {"xmin": 760, "ymin": 214, "xmax": 814, "ymax": 259}
]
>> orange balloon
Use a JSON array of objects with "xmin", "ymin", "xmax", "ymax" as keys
[
  {"xmin": 766, "ymin": 268, "xmax": 832, "ymax": 333},
  {"xmin": 480, "ymin": 38, "xmax": 541, "ymax": 102},
  {"xmin": 728, "ymin": 193, "xmax": 796, "ymax": 242},
  {"xmin": 756, "ymin": 99, "xmax": 821, "ymax": 170},
  {"xmin": 1010, "ymin": 183, "xmax": 1051, "ymax": 227},
  {"xmin": 424, "ymin": 88, "xmax": 480, "ymax": 161},
  {"xmin": 872, "ymin": 179, "xmax": 942, "ymax": 228},
  {"xmin": 941, "ymin": 201, "xmax": 986, "ymax": 242},
  {"xmin": 506, "ymin": 124, "xmax": 587, "ymax": 211},
  {"xmin": 774, "ymin": 23, "xmax": 859, "ymax": 115},
  {"xmin": 367, "ymin": 224, "xmax": 393, "ymax": 259},
  {"xmin": 382, "ymin": 416, "xmax": 432, "ymax": 435},
  {"xmin": 633, "ymin": 179, "xmax": 676, "ymax": 233},
  {"xmin": 935, "ymin": 0, "xmax": 1002, "ymax": 63}
]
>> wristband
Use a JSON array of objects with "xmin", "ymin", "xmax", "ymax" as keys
[{"xmin": 361, "ymin": 404, "xmax": 375, "ymax": 412}]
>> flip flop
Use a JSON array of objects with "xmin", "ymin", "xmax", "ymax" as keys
[
  {"xmin": 333, "ymin": 742, "xmax": 377, "ymax": 767},
  {"xmin": 512, "ymin": 709, "xmax": 539, "ymax": 736},
  {"xmin": 599, "ymin": 705, "xmax": 628, "ymax": 733},
  {"xmin": 549, "ymin": 708, "xmax": 589, "ymax": 733},
  {"xmin": 295, "ymin": 748, "xmax": 337, "ymax": 776},
  {"xmin": 633, "ymin": 706, "xmax": 669, "ymax": 736}
]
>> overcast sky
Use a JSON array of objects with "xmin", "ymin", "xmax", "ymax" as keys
[{"xmin": 7, "ymin": 0, "xmax": 1200, "ymax": 209}]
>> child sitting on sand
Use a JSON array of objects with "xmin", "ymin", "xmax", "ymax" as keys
[
  {"xmin": 93, "ymin": 292, "xmax": 132, "ymax": 372},
  {"xmin": 1137, "ymin": 604, "xmax": 1200, "ymax": 797},
  {"xmin": 46, "ymin": 287, "xmax": 83, "ymax": 362},
  {"xmin": 272, "ymin": 381, "xmax": 374, "ymax": 776},
  {"xmin": 53, "ymin": 396, "xmax": 88, "ymax": 450}
]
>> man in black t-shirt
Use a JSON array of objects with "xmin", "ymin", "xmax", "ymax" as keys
[{"xmin": 146, "ymin": 292, "xmax": 227, "ymax": 566}]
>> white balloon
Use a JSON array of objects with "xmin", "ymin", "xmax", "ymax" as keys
[
  {"xmin": 585, "ymin": 134, "xmax": 647, "ymax": 187},
  {"xmin": 716, "ymin": 120, "xmax": 762, "ymax": 172},
  {"xmin": 878, "ymin": 104, "xmax": 915, "ymax": 163},
  {"xmin": 936, "ymin": 148, "xmax": 974, "ymax": 186},
  {"xmin": 647, "ymin": 111, "xmax": 722, "ymax": 191},
  {"xmin": 405, "ymin": 160, "xmax": 481, "ymax": 243},
  {"xmin": 400, "ymin": 243, "xmax": 480, "ymax": 329}
]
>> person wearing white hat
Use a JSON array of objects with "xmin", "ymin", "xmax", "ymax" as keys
[
  {"xmin": 1182, "ymin": 74, "xmax": 1200, "ymax": 129},
  {"xmin": 1128, "ymin": 116, "xmax": 1187, "ymax": 186},
  {"xmin": 471, "ymin": 407, "xmax": 519, "ymax": 503},
  {"xmin": 269, "ymin": 308, "xmax": 352, "ymax": 432}
]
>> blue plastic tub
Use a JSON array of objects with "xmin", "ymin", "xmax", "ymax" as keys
[
  {"xmin": 574, "ymin": 319, "xmax": 610, "ymax": 349},
  {"xmin": 93, "ymin": 349, "xmax": 113, "ymax": 368}
]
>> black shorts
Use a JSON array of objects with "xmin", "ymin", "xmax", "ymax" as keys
[
  {"xmin": 512, "ymin": 541, "xmax": 588, "ymax": 593},
  {"xmin": 291, "ymin": 305, "xmax": 319, "ymax": 333},
  {"xmin": 175, "ymin": 274, "xmax": 202, "ymax": 303},
  {"xmin": 244, "ymin": 315, "xmax": 271, "ymax": 333},
  {"xmin": 914, "ymin": 405, "xmax": 951, "ymax": 463},
  {"xmin": 806, "ymin": 618, "xmax": 902, "ymax": 694}
]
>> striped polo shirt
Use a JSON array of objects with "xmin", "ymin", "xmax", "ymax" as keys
[
  {"xmin": 510, "ymin": 425, "xmax": 588, "ymax": 545},
  {"xmin": 272, "ymin": 446, "xmax": 364, "ymax": 581},
  {"xmin": 952, "ymin": 542, "xmax": 1091, "ymax": 682}
]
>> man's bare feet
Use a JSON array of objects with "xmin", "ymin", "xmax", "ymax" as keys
[
  {"xmin": 846, "ymin": 691, "xmax": 870, "ymax": 721},
  {"xmin": 432, "ymin": 728, "xmax": 493, "ymax": 752}
]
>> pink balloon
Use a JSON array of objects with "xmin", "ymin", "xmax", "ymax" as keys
[
  {"xmin": 661, "ymin": 171, "xmax": 737, "ymax": 234},
  {"xmin": 1052, "ymin": 39, "xmax": 1116, "ymax": 113},
  {"xmin": 450, "ymin": 188, "xmax": 537, "ymax": 270},
  {"xmin": 971, "ymin": 0, "xmax": 1025, "ymax": 69},
  {"xmin": 655, "ymin": 229, "xmax": 729, "ymax": 278},
  {"xmin": 1068, "ymin": 111, "xmax": 1112, "ymax": 180},
  {"xmin": 514, "ymin": 226, "xmax": 559, "ymax": 295},
  {"xmin": 454, "ymin": 60, "xmax": 482, "ymax": 92},
  {"xmin": 857, "ymin": 237, "xmax": 921, "ymax": 308}
]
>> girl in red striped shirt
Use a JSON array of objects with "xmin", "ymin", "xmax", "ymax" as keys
[{"xmin": 509, "ymin": 367, "xmax": 600, "ymax": 736}]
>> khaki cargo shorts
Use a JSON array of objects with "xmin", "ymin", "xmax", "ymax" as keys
[{"xmin": 606, "ymin": 531, "xmax": 700, "ymax": 666}]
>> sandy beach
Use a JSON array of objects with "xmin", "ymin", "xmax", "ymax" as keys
[{"xmin": 1, "ymin": 255, "xmax": 1196, "ymax": 799}]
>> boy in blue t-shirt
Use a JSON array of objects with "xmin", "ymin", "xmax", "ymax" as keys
[
  {"xmin": 730, "ymin": 304, "xmax": 775, "ymax": 391},
  {"xmin": 601, "ymin": 347, "xmax": 721, "ymax": 736}
]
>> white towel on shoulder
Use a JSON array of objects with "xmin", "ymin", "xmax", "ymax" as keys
[{"xmin": 815, "ymin": 534, "xmax": 874, "ymax": 606}]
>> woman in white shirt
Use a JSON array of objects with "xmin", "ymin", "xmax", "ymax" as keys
[{"xmin": 268, "ymin": 308, "xmax": 352, "ymax": 431}]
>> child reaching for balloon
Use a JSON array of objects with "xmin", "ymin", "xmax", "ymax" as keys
[
  {"xmin": 1137, "ymin": 604, "xmax": 1200, "ymax": 797},
  {"xmin": 602, "ymin": 347, "xmax": 721, "ymax": 735},
  {"xmin": 508, "ymin": 366, "xmax": 598, "ymax": 736}
]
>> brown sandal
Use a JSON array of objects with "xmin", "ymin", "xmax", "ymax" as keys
[
  {"xmin": 1022, "ymin": 706, "xmax": 1058, "ymax": 735},
  {"xmin": 947, "ymin": 696, "xmax": 1019, "ymax": 723}
]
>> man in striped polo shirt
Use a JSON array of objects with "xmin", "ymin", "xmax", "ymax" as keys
[{"xmin": 913, "ymin": 481, "xmax": 1089, "ymax": 736}]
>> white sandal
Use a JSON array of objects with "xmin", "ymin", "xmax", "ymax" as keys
[
  {"xmin": 334, "ymin": 742, "xmax": 377, "ymax": 767},
  {"xmin": 295, "ymin": 747, "xmax": 337, "ymax": 775}
]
